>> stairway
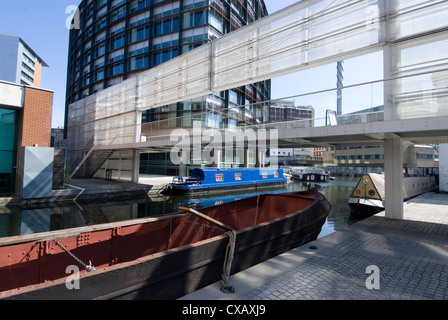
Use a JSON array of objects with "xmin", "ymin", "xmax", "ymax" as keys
[{"xmin": 70, "ymin": 149, "xmax": 115, "ymax": 179}]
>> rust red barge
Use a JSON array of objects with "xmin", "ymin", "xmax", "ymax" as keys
[{"xmin": 0, "ymin": 189, "xmax": 330, "ymax": 300}]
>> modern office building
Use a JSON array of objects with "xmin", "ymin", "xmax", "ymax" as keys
[
  {"xmin": 65, "ymin": 0, "xmax": 271, "ymax": 175},
  {"xmin": 323, "ymin": 143, "xmax": 439, "ymax": 176},
  {"xmin": 269, "ymin": 100, "xmax": 314, "ymax": 126},
  {"xmin": 0, "ymin": 33, "xmax": 48, "ymax": 87}
]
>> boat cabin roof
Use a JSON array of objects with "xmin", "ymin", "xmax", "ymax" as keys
[{"xmin": 189, "ymin": 168, "xmax": 283, "ymax": 182}]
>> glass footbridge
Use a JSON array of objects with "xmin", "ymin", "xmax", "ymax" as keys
[{"xmin": 67, "ymin": 0, "xmax": 448, "ymax": 219}]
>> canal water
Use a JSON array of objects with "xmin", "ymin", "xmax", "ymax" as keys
[{"xmin": 0, "ymin": 176, "xmax": 361, "ymax": 239}]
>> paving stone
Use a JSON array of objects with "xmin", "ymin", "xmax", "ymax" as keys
[{"xmin": 181, "ymin": 192, "xmax": 448, "ymax": 301}]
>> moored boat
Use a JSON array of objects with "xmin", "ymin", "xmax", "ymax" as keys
[
  {"xmin": 165, "ymin": 168, "xmax": 287, "ymax": 195},
  {"xmin": 348, "ymin": 173, "xmax": 438, "ymax": 218},
  {"xmin": 0, "ymin": 189, "xmax": 330, "ymax": 300},
  {"xmin": 291, "ymin": 167, "xmax": 331, "ymax": 183}
]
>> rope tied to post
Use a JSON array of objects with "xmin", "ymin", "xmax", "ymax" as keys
[{"xmin": 179, "ymin": 206, "xmax": 236, "ymax": 294}]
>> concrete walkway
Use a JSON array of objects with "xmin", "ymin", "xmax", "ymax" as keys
[
  {"xmin": 0, "ymin": 175, "xmax": 175, "ymax": 206},
  {"xmin": 138, "ymin": 174, "xmax": 174, "ymax": 194},
  {"xmin": 181, "ymin": 192, "xmax": 448, "ymax": 300},
  {"xmin": 0, "ymin": 178, "xmax": 154, "ymax": 206}
]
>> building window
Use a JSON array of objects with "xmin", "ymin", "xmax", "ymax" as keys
[
  {"xmin": 21, "ymin": 62, "xmax": 34, "ymax": 75},
  {"xmin": 21, "ymin": 71, "xmax": 34, "ymax": 83},
  {"xmin": 417, "ymin": 154, "xmax": 434, "ymax": 160},
  {"xmin": 95, "ymin": 17, "xmax": 107, "ymax": 32},
  {"xmin": 0, "ymin": 109, "xmax": 18, "ymax": 195},
  {"xmin": 111, "ymin": 7, "xmax": 126, "ymax": 22},
  {"xmin": 97, "ymin": 0, "xmax": 108, "ymax": 9},
  {"xmin": 155, "ymin": 17, "xmax": 180, "ymax": 36},
  {"xmin": 129, "ymin": 55, "xmax": 149, "ymax": 71},
  {"xmin": 22, "ymin": 53, "xmax": 35, "ymax": 67},
  {"xmin": 364, "ymin": 154, "xmax": 381, "ymax": 160},
  {"xmin": 183, "ymin": 9, "xmax": 208, "ymax": 29},
  {"xmin": 110, "ymin": 35, "xmax": 125, "ymax": 50},
  {"xmin": 94, "ymin": 43, "xmax": 105, "ymax": 58},
  {"xmin": 130, "ymin": 0, "xmax": 149, "ymax": 13},
  {"xmin": 129, "ymin": 26, "xmax": 150, "ymax": 43},
  {"xmin": 154, "ymin": 48, "xmax": 179, "ymax": 65},
  {"xmin": 210, "ymin": 10, "xmax": 226, "ymax": 33},
  {"xmin": 111, "ymin": 62, "xmax": 124, "ymax": 75},
  {"xmin": 93, "ymin": 68, "xmax": 104, "ymax": 81}
]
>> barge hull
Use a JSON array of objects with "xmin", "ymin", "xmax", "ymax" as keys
[
  {"xmin": 1, "ymin": 190, "xmax": 330, "ymax": 300},
  {"xmin": 348, "ymin": 173, "xmax": 438, "ymax": 218},
  {"xmin": 171, "ymin": 180, "xmax": 287, "ymax": 195}
]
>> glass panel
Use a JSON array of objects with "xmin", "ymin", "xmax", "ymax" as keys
[
  {"xmin": 0, "ymin": 109, "xmax": 17, "ymax": 194},
  {"xmin": 388, "ymin": 32, "xmax": 448, "ymax": 120},
  {"xmin": 390, "ymin": 0, "xmax": 448, "ymax": 40}
]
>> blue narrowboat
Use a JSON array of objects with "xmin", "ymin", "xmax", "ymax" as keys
[{"xmin": 166, "ymin": 168, "xmax": 287, "ymax": 194}]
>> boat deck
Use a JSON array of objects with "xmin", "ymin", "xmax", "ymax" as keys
[{"xmin": 181, "ymin": 192, "xmax": 448, "ymax": 300}]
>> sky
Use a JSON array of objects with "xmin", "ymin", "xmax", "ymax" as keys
[{"xmin": 0, "ymin": 1, "xmax": 382, "ymax": 128}]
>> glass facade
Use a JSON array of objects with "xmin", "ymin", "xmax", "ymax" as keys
[
  {"xmin": 66, "ymin": 0, "xmax": 271, "ymax": 175},
  {"xmin": 66, "ymin": 0, "xmax": 271, "ymax": 126},
  {"xmin": 0, "ymin": 109, "xmax": 18, "ymax": 195}
]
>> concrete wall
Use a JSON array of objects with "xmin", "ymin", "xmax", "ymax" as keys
[
  {"xmin": 440, "ymin": 144, "xmax": 448, "ymax": 192},
  {"xmin": 0, "ymin": 81, "xmax": 24, "ymax": 108},
  {"xmin": 93, "ymin": 150, "xmax": 136, "ymax": 182}
]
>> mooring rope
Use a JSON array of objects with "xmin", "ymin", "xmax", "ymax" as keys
[{"xmin": 179, "ymin": 206, "xmax": 236, "ymax": 294}]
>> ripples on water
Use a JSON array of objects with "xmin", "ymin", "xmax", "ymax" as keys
[{"xmin": 0, "ymin": 177, "xmax": 361, "ymax": 239}]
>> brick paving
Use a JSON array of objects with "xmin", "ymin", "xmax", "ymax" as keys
[{"xmin": 181, "ymin": 192, "xmax": 448, "ymax": 300}]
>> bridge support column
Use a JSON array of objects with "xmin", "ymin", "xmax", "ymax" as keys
[
  {"xmin": 384, "ymin": 138, "xmax": 404, "ymax": 219},
  {"xmin": 257, "ymin": 149, "xmax": 266, "ymax": 168},
  {"xmin": 179, "ymin": 162, "xmax": 187, "ymax": 177},
  {"xmin": 132, "ymin": 150, "xmax": 140, "ymax": 184},
  {"xmin": 440, "ymin": 144, "xmax": 448, "ymax": 192}
]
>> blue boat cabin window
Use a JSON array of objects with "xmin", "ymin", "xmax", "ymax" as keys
[
  {"xmin": 216, "ymin": 174, "xmax": 224, "ymax": 182},
  {"xmin": 274, "ymin": 172, "xmax": 279, "ymax": 178},
  {"xmin": 235, "ymin": 173, "xmax": 242, "ymax": 181},
  {"xmin": 262, "ymin": 172, "xmax": 268, "ymax": 179}
]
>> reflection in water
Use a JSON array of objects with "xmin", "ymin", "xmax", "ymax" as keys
[{"xmin": 0, "ymin": 177, "xmax": 360, "ymax": 239}]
